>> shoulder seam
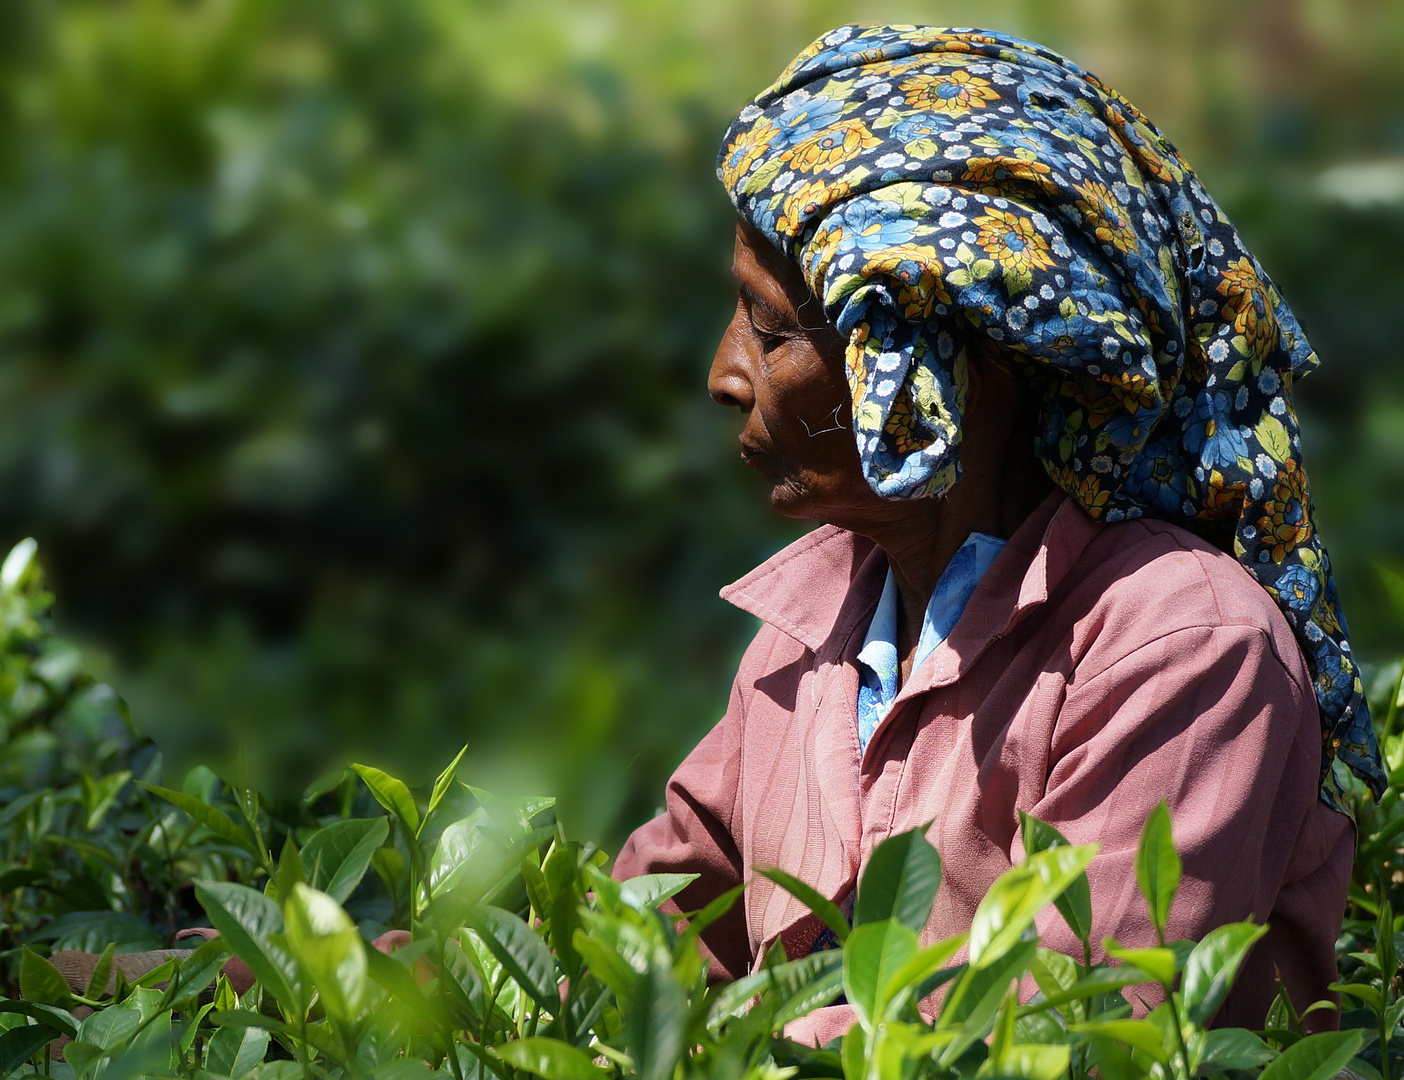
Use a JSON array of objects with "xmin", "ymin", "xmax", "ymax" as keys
[{"xmin": 1071, "ymin": 621, "xmax": 1309, "ymax": 709}]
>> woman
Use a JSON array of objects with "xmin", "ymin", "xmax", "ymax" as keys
[{"xmin": 614, "ymin": 25, "xmax": 1383, "ymax": 1035}]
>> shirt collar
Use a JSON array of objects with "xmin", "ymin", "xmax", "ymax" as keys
[{"xmin": 719, "ymin": 490, "xmax": 1098, "ymax": 659}]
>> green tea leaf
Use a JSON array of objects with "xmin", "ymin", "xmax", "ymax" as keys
[
  {"xmin": 935, "ymin": 938, "xmax": 1038, "ymax": 1064},
  {"xmin": 1019, "ymin": 812, "xmax": 1093, "ymax": 946},
  {"xmin": 544, "ymin": 842, "xmax": 584, "ymax": 979},
  {"xmin": 704, "ymin": 950, "xmax": 842, "ymax": 1031},
  {"xmin": 757, "ymin": 866, "xmax": 850, "ymax": 944},
  {"xmin": 1102, "ymin": 940, "xmax": 1178, "ymax": 986},
  {"xmin": 1135, "ymin": 801, "xmax": 1180, "ymax": 941},
  {"xmin": 425, "ymin": 744, "xmax": 469, "ymax": 829},
  {"xmin": 29, "ymin": 911, "xmax": 164, "ymax": 953},
  {"xmin": 1258, "ymin": 1029, "xmax": 1363, "ymax": 1080},
  {"xmin": 351, "ymin": 762, "xmax": 420, "ymax": 835},
  {"xmin": 195, "ymin": 881, "xmax": 303, "ymax": 1015},
  {"xmin": 628, "ymin": 963, "xmax": 686, "ymax": 1080},
  {"xmin": 854, "ymin": 827, "xmax": 942, "ymax": 933},
  {"xmin": 618, "ymin": 873, "xmax": 698, "ymax": 912},
  {"xmin": 301, "ymin": 817, "xmax": 389, "ymax": 903},
  {"xmin": 205, "ymin": 1025, "xmax": 272, "ymax": 1078},
  {"xmin": 173, "ymin": 937, "xmax": 235, "ymax": 1006},
  {"xmin": 1182, "ymin": 921, "xmax": 1268, "ymax": 1025},
  {"xmin": 85, "ymin": 942, "xmax": 115, "ymax": 1000},
  {"xmin": 20, "ymin": 946, "xmax": 73, "ymax": 1008},
  {"xmin": 495, "ymin": 1037, "xmax": 607, "ymax": 1079},
  {"xmin": 364, "ymin": 944, "xmax": 435, "ymax": 1018},
  {"xmin": 0, "ymin": 1023, "xmax": 61, "ymax": 1072},
  {"xmin": 77, "ymin": 998, "xmax": 142, "ymax": 1050},
  {"xmin": 1197, "ymin": 1028, "xmax": 1275, "ymax": 1071},
  {"xmin": 881, "ymin": 934, "xmax": 966, "ymax": 1017},
  {"xmin": 466, "ymin": 904, "xmax": 560, "ymax": 1014},
  {"xmin": 139, "ymin": 783, "xmax": 258, "ymax": 857},
  {"xmin": 0, "ymin": 1000, "xmax": 78, "ymax": 1038},
  {"xmin": 272, "ymin": 834, "xmax": 304, "ymax": 905},
  {"xmin": 283, "ymin": 883, "xmax": 368, "ymax": 1024},
  {"xmin": 1330, "ymin": 980, "xmax": 1383, "ymax": 1012},
  {"xmin": 843, "ymin": 920, "xmax": 919, "ymax": 1029},
  {"xmin": 1070, "ymin": 1018, "xmax": 1168, "ymax": 1060},
  {"xmin": 774, "ymin": 962, "xmax": 845, "ymax": 1028},
  {"xmin": 840, "ymin": 1025, "xmax": 867, "ymax": 1080},
  {"xmin": 968, "ymin": 845, "xmax": 1097, "ymax": 968},
  {"xmin": 998, "ymin": 1043, "xmax": 1073, "ymax": 1080},
  {"xmin": 81, "ymin": 770, "xmax": 131, "ymax": 831}
]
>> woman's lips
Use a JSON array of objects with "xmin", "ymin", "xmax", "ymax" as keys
[
  {"xmin": 740, "ymin": 441, "xmax": 783, "ymax": 479},
  {"xmin": 739, "ymin": 440, "xmax": 768, "ymax": 466}
]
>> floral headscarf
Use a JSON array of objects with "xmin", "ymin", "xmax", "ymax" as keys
[{"xmin": 719, "ymin": 24, "xmax": 1384, "ymax": 809}]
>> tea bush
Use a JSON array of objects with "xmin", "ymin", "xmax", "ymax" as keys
[{"xmin": 1, "ymin": 542, "xmax": 1403, "ymax": 1080}]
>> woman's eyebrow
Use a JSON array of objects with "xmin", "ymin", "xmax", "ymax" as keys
[{"xmin": 732, "ymin": 277, "xmax": 794, "ymax": 328}]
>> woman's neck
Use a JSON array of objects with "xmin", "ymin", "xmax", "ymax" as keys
[{"xmin": 861, "ymin": 438, "xmax": 1054, "ymax": 685}]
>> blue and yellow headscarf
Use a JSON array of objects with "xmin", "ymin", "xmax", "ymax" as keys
[{"xmin": 719, "ymin": 24, "xmax": 1384, "ymax": 809}]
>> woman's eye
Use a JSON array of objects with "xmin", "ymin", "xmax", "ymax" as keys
[{"xmin": 754, "ymin": 327, "xmax": 789, "ymax": 351}]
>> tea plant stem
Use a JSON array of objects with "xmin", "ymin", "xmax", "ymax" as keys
[
  {"xmin": 480, "ymin": 970, "xmax": 508, "ymax": 1049},
  {"xmin": 447, "ymin": 1035, "xmax": 467, "ymax": 1080},
  {"xmin": 1164, "ymin": 991, "xmax": 1192, "ymax": 1080},
  {"xmin": 1381, "ymin": 1005, "xmax": 1393, "ymax": 1080}
]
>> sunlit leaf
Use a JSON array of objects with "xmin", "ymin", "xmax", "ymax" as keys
[
  {"xmin": 301, "ymin": 817, "xmax": 390, "ymax": 903},
  {"xmin": 1069, "ymin": 1018, "xmax": 1167, "ymax": 1060},
  {"xmin": 351, "ymin": 763, "xmax": 420, "ymax": 835},
  {"xmin": 1135, "ymin": 802, "xmax": 1180, "ymax": 941},
  {"xmin": 854, "ymin": 827, "xmax": 942, "ymax": 933},
  {"xmin": 20, "ymin": 947, "xmax": 72, "ymax": 1008},
  {"xmin": 618, "ymin": 873, "xmax": 698, "ymax": 912},
  {"xmin": 495, "ymin": 1037, "xmax": 607, "ymax": 1079},
  {"xmin": 1020, "ymin": 811, "xmax": 1092, "ymax": 947},
  {"xmin": 465, "ymin": 904, "xmax": 560, "ymax": 1014},
  {"xmin": 757, "ymin": 866, "xmax": 850, "ymax": 944},
  {"xmin": 1181, "ymin": 921, "xmax": 1268, "ymax": 1025},
  {"xmin": 1102, "ymin": 940, "xmax": 1178, "ymax": 986},
  {"xmin": 968, "ymin": 845, "xmax": 1097, "ymax": 968},
  {"xmin": 195, "ymin": 881, "xmax": 303, "ymax": 1015},
  {"xmin": 1197, "ymin": 1027, "xmax": 1275, "ymax": 1071},
  {"xmin": 424, "ymin": 744, "xmax": 469, "ymax": 830},
  {"xmin": 283, "ymin": 883, "xmax": 368, "ymax": 1025},
  {"xmin": 843, "ymin": 920, "xmax": 919, "ymax": 1029},
  {"xmin": 1258, "ymin": 1029, "xmax": 1363, "ymax": 1080}
]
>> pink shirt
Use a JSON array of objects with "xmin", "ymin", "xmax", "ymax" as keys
[{"xmin": 614, "ymin": 492, "xmax": 1352, "ymax": 1040}]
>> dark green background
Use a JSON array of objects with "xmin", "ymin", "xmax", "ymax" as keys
[{"xmin": 1, "ymin": 0, "xmax": 1401, "ymax": 847}]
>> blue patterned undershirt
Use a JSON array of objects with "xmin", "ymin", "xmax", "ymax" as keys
[{"xmin": 855, "ymin": 532, "xmax": 1007, "ymax": 755}]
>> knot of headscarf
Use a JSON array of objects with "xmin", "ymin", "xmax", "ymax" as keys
[{"xmin": 718, "ymin": 24, "xmax": 1383, "ymax": 809}]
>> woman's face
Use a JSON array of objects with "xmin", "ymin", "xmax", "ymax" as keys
[{"xmin": 708, "ymin": 221, "xmax": 879, "ymax": 521}]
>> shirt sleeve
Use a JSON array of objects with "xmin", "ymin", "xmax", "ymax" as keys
[
  {"xmin": 1021, "ymin": 621, "xmax": 1340, "ymax": 1018},
  {"xmin": 612, "ymin": 679, "xmax": 749, "ymax": 982}
]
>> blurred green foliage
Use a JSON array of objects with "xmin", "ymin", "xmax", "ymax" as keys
[{"xmin": 0, "ymin": 0, "xmax": 1400, "ymax": 847}]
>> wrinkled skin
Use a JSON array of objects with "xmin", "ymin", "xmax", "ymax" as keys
[{"xmin": 708, "ymin": 219, "xmax": 1052, "ymax": 682}]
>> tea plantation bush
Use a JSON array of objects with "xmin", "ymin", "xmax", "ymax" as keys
[{"xmin": 1, "ymin": 541, "xmax": 1403, "ymax": 1079}]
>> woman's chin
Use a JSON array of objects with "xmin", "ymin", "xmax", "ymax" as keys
[{"xmin": 767, "ymin": 477, "xmax": 820, "ymax": 519}]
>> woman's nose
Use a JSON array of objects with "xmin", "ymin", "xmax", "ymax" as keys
[{"xmin": 708, "ymin": 314, "xmax": 756, "ymax": 411}]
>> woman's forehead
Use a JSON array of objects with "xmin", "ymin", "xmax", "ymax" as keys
[{"xmin": 733, "ymin": 219, "xmax": 809, "ymax": 314}]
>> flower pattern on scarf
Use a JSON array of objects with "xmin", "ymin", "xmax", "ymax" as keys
[{"xmin": 717, "ymin": 23, "xmax": 1383, "ymax": 809}]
